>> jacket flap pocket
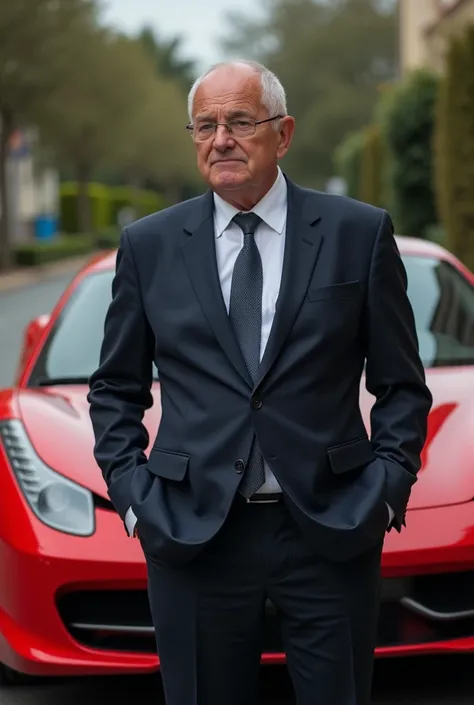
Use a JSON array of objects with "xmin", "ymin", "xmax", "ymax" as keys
[
  {"xmin": 307, "ymin": 280, "xmax": 361, "ymax": 302},
  {"xmin": 147, "ymin": 448, "xmax": 189, "ymax": 480},
  {"xmin": 327, "ymin": 437, "xmax": 375, "ymax": 474}
]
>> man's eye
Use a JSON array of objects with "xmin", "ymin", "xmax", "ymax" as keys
[{"xmin": 197, "ymin": 124, "xmax": 215, "ymax": 132}]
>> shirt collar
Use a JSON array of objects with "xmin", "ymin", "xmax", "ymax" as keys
[{"xmin": 213, "ymin": 167, "xmax": 287, "ymax": 238}]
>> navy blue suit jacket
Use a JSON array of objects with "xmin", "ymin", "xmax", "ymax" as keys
[{"xmin": 88, "ymin": 177, "xmax": 432, "ymax": 565}]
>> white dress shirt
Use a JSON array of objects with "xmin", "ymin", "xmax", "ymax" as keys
[
  {"xmin": 124, "ymin": 167, "xmax": 393, "ymax": 536},
  {"xmin": 213, "ymin": 166, "xmax": 287, "ymax": 494}
]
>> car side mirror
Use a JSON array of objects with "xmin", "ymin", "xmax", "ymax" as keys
[{"xmin": 16, "ymin": 314, "xmax": 51, "ymax": 383}]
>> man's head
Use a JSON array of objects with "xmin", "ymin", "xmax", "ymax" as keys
[{"xmin": 187, "ymin": 60, "xmax": 295, "ymax": 210}]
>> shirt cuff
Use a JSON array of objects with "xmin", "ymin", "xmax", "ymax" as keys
[
  {"xmin": 386, "ymin": 502, "xmax": 394, "ymax": 527},
  {"xmin": 125, "ymin": 506, "xmax": 138, "ymax": 537}
]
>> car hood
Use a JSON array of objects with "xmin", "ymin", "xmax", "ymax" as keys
[
  {"xmin": 16, "ymin": 385, "xmax": 162, "ymax": 502},
  {"xmin": 360, "ymin": 366, "xmax": 474, "ymax": 510},
  {"xmin": 15, "ymin": 366, "xmax": 474, "ymax": 511}
]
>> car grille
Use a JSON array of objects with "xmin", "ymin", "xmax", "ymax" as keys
[
  {"xmin": 56, "ymin": 590, "xmax": 282, "ymax": 654},
  {"xmin": 56, "ymin": 570, "xmax": 474, "ymax": 654},
  {"xmin": 378, "ymin": 569, "xmax": 474, "ymax": 648}
]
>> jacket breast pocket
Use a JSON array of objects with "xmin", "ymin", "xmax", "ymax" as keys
[
  {"xmin": 307, "ymin": 280, "xmax": 361, "ymax": 303},
  {"xmin": 326, "ymin": 437, "xmax": 375, "ymax": 474},
  {"xmin": 146, "ymin": 447, "xmax": 189, "ymax": 481}
]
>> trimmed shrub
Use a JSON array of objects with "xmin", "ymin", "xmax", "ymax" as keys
[
  {"xmin": 14, "ymin": 235, "xmax": 94, "ymax": 266},
  {"xmin": 59, "ymin": 183, "xmax": 165, "ymax": 234},
  {"xmin": 434, "ymin": 26, "xmax": 474, "ymax": 269},
  {"xmin": 359, "ymin": 124, "xmax": 385, "ymax": 208},
  {"xmin": 59, "ymin": 182, "xmax": 111, "ymax": 234},
  {"xmin": 108, "ymin": 186, "xmax": 165, "ymax": 226},
  {"xmin": 378, "ymin": 68, "xmax": 439, "ymax": 237},
  {"xmin": 334, "ymin": 129, "xmax": 365, "ymax": 200},
  {"xmin": 13, "ymin": 228, "xmax": 121, "ymax": 267}
]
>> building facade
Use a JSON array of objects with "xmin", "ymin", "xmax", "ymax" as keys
[
  {"xmin": 399, "ymin": 0, "xmax": 474, "ymax": 74},
  {"xmin": 1, "ymin": 127, "xmax": 59, "ymax": 243}
]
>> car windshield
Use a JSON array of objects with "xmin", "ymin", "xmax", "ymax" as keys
[
  {"xmin": 29, "ymin": 269, "xmax": 159, "ymax": 385},
  {"xmin": 27, "ymin": 252, "xmax": 474, "ymax": 385},
  {"xmin": 402, "ymin": 254, "xmax": 474, "ymax": 368}
]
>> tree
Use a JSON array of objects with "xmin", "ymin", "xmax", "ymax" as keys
[
  {"xmin": 220, "ymin": 0, "xmax": 398, "ymax": 189},
  {"xmin": 378, "ymin": 68, "xmax": 439, "ymax": 238},
  {"xmin": 434, "ymin": 28, "xmax": 474, "ymax": 269},
  {"xmin": 115, "ymin": 76, "xmax": 200, "ymax": 203},
  {"xmin": 137, "ymin": 27, "xmax": 196, "ymax": 92},
  {"xmin": 37, "ymin": 33, "xmax": 159, "ymax": 233},
  {"xmin": 0, "ymin": 0, "xmax": 97, "ymax": 271}
]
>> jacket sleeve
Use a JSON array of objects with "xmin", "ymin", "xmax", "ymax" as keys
[
  {"xmin": 87, "ymin": 227, "xmax": 155, "ymax": 523},
  {"xmin": 364, "ymin": 211, "xmax": 433, "ymax": 531}
]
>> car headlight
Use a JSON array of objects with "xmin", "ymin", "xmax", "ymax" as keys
[{"xmin": 0, "ymin": 420, "xmax": 94, "ymax": 536}]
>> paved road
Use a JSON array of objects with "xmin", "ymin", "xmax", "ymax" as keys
[
  {"xmin": 0, "ymin": 273, "xmax": 473, "ymax": 703},
  {"xmin": 0, "ymin": 656, "xmax": 473, "ymax": 703},
  {"xmin": 0, "ymin": 272, "xmax": 76, "ymax": 388}
]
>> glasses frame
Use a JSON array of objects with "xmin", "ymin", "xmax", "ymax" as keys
[{"xmin": 185, "ymin": 115, "xmax": 283, "ymax": 141}]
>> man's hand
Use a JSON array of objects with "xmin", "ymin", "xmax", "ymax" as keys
[{"xmin": 365, "ymin": 211, "xmax": 432, "ymax": 529}]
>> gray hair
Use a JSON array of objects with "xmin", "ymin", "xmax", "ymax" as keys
[{"xmin": 187, "ymin": 60, "xmax": 287, "ymax": 126}]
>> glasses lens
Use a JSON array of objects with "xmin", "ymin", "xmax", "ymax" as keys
[
  {"xmin": 229, "ymin": 120, "xmax": 256, "ymax": 137},
  {"xmin": 192, "ymin": 123, "xmax": 215, "ymax": 142},
  {"xmin": 188, "ymin": 119, "xmax": 258, "ymax": 141}
]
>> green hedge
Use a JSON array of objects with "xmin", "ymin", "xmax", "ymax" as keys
[
  {"xmin": 94, "ymin": 227, "xmax": 121, "ymax": 249},
  {"xmin": 59, "ymin": 182, "xmax": 166, "ymax": 234},
  {"xmin": 334, "ymin": 126, "xmax": 388, "ymax": 209},
  {"xmin": 13, "ymin": 229, "xmax": 121, "ymax": 267},
  {"xmin": 108, "ymin": 186, "xmax": 166, "ymax": 225},
  {"xmin": 434, "ymin": 26, "xmax": 474, "ymax": 270},
  {"xmin": 60, "ymin": 182, "xmax": 110, "ymax": 234},
  {"xmin": 377, "ymin": 69, "xmax": 439, "ymax": 238},
  {"xmin": 334, "ymin": 129, "xmax": 365, "ymax": 200},
  {"xmin": 359, "ymin": 124, "xmax": 385, "ymax": 208}
]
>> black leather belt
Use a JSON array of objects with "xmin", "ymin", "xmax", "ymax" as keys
[{"xmin": 246, "ymin": 493, "xmax": 283, "ymax": 504}]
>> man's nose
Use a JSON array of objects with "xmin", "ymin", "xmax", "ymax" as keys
[{"xmin": 213, "ymin": 125, "xmax": 235, "ymax": 150}]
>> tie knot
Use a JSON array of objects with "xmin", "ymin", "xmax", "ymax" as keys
[{"xmin": 232, "ymin": 212, "xmax": 262, "ymax": 236}]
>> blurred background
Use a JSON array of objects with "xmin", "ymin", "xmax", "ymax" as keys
[
  {"xmin": 0, "ymin": 0, "xmax": 473, "ymax": 274},
  {"xmin": 2, "ymin": 4, "xmax": 474, "ymax": 703}
]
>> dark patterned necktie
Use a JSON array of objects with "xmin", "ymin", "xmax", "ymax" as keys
[{"xmin": 229, "ymin": 212, "xmax": 266, "ymax": 497}]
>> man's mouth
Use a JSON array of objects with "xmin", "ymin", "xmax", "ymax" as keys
[{"xmin": 212, "ymin": 158, "xmax": 244, "ymax": 164}]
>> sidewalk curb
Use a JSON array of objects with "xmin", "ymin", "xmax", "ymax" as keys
[{"xmin": 0, "ymin": 255, "xmax": 93, "ymax": 294}]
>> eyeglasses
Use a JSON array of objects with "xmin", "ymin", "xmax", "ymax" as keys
[{"xmin": 186, "ymin": 115, "xmax": 282, "ymax": 142}]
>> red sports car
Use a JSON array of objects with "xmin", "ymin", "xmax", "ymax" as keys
[{"xmin": 1, "ymin": 235, "xmax": 474, "ymax": 686}]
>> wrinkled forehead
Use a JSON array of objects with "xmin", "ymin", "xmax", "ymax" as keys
[{"xmin": 192, "ymin": 67, "xmax": 264, "ymax": 120}]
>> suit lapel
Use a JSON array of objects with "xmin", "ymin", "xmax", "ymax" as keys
[
  {"xmin": 255, "ymin": 179, "xmax": 323, "ymax": 388},
  {"xmin": 182, "ymin": 191, "xmax": 253, "ymax": 387}
]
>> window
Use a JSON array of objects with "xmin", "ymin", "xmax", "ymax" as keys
[
  {"xmin": 402, "ymin": 254, "xmax": 474, "ymax": 368},
  {"xmin": 29, "ymin": 270, "xmax": 158, "ymax": 384},
  {"xmin": 29, "ymin": 255, "xmax": 474, "ymax": 383}
]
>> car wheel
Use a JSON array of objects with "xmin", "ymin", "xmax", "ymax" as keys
[{"xmin": 0, "ymin": 663, "xmax": 38, "ymax": 686}]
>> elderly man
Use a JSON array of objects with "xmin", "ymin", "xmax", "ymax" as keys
[{"xmin": 88, "ymin": 60, "xmax": 432, "ymax": 705}]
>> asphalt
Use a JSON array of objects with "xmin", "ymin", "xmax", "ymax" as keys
[
  {"xmin": 0, "ymin": 656, "xmax": 473, "ymax": 703},
  {"xmin": 0, "ymin": 270, "xmax": 80, "ymax": 388},
  {"xmin": 0, "ymin": 269, "xmax": 473, "ymax": 703}
]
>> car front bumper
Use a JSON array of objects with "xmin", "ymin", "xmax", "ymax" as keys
[{"xmin": 1, "ymin": 501, "xmax": 474, "ymax": 677}]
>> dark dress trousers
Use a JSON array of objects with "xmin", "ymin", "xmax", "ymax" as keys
[{"xmin": 88, "ymin": 176, "xmax": 432, "ymax": 705}]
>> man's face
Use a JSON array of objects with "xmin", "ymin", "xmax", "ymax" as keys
[{"xmin": 190, "ymin": 66, "xmax": 294, "ymax": 198}]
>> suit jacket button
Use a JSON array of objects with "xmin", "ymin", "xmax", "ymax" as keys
[
  {"xmin": 235, "ymin": 459, "xmax": 245, "ymax": 473},
  {"xmin": 251, "ymin": 396, "xmax": 263, "ymax": 410}
]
